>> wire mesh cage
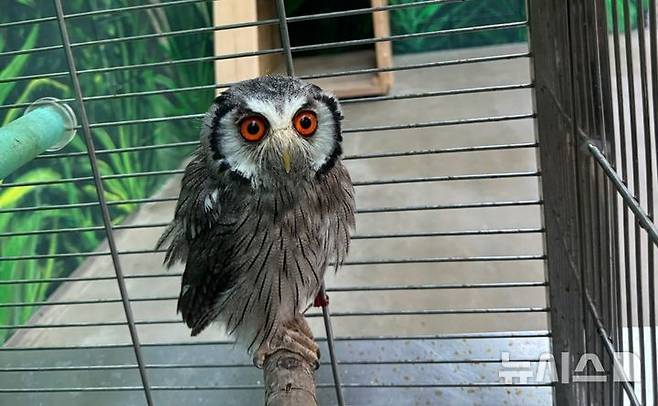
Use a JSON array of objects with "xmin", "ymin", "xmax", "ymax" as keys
[{"xmin": 0, "ymin": 0, "xmax": 655, "ymax": 405}]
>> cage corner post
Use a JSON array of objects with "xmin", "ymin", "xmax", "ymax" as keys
[
  {"xmin": 529, "ymin": 0, "xmax": 644, "ymax": 405},
  {"xmin": 527, "ymin": 0, "xmax": 587, "ymax": 404}
]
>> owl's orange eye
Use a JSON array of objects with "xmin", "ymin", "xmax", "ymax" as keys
[
  {"xmin": 239, "ymin": 115, "xmax": 268, "ymax": 142},
  {"xmin": 293, "ymin": 110, "xmax": 318, "ymax": 137}
]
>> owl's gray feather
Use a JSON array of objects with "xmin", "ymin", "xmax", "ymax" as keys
[{"xmin": 157, "ymin": 76, "xmax": 355, "ymax": 351}]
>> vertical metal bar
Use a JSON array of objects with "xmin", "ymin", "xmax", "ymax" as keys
[
  {"xmin": 273, "ymin": 1, "xmax": 343, "ymax": 404},
  {"xmin": 611, "ymin": 2, "xmax": 636, "ymax": 403},
  {"xmin": 319, "ymin": 285, "xmax": 346, "ymax": 406},
  {"xmin": 52, "ymin": 2, "xmax": 154, "ymax": 406},
  {"xmin": 581, "ymin": 8, "xmax": 593, "ymax": 402},
  {"xmin": 582, "ymin": 1, "xmax": 605, "ymax": 401},
  {"xmin": 634, "ymin": 0, "xmax": 657, "ymax": 401},
  {"xmin": 567, "ymin": 0, "xmax": 590, "ymax": 403},
  {"xmin": 610, "ymin": 2, "xmax": 630, "ymax": 403},
  {"xmin": 523, "ymin": 6, "xmax": 555, "ymax": 401},
  {"xmin": 591, "ymin": 0, "xmax": 616, "ymax": 400},
  {"xmin": 275, "ymin": 0, "xmax": 295, "ymax": 77},
  {"xmin": 649, "ymin": 1, "xmax": 658, "ymax": 401},
  {"xmin": 622, "ymin": 0, "xmax": 647, "ymax": 401},
  {"xmin": 576, "ymin": 2, "xmax": 595, "ymax": 402}
]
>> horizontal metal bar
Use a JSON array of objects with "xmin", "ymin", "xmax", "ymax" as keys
[
  {"xmin": 0, "ymin": 220, "xmax": 165, "ymax": 238},
  {"xmin": 352, "ymin": 228, "xmax": 544, "ymax": 239},
  {"xmin": 0, "ymin": 198, "xmax": 541, "ymax": 217},
  {"xmin": 0, "ymin": 176, "xmax": 94, "ymax": 189},
  {"xmin": 587, "ymin": 142, "xmax": 658, "ymax": 244},
  {"xmin": 0, "ymin": 295, "xmax": 167, "ymax": 308},
  {"xmin": 0, "ymin": 275, "xmax": 115, "ymax": 286},
  {"xmin": 0, "ymin": 307, "xmax": 548, "ymax": 330},
  {"xmin": 353, "ymin": 171, "xmax": 539, "ymax": 187},
  {"xmin": 0, "ymin": 381, "xmax": 553, "ymax": 393},
  {"xmin": 36, "ymin": 141, "xmax": 199, "ymax": 160},
  {"xmin": 0, "ymin": 196, "xmax": 182, "ymax": 214},
  {"xmin": 0, "ymin": 201, "xmax": 100, "ymax": 214},
  {"xmin": 0, "ymin": 219, "xmax": 542, "ymax": 239},
  {"xmin": 0, "ymin": 44, "xmax": 62, "ymax": 58},
  {"xmin": 0, "ymin": 162, "xmax": 538, "ymax": 189},
  {"xmin": 0, "ymin": 281, "xmax": 547, "ymax": 309},
  {"xmin": 64, "ymin": 0, "xmax": 211, "ymax": 19},
  {"xmin": 0, "ymin": 15, "xmax": 57, "ymax": 29},
  {"xmin": 35, "ymin": 137, "xmax": 535, "ymax": 167},
  {"xmin": 78, "ymin": 111, "xmax": 534, "ymax": 132},
  {"xmin": 317, "ymin": 307, "xmax": 549, "ymax": 317},
  {"xmin": 0, "ymin": 245, "xmax": 545, "ymax": 262},
  {"xmin": 0, "ymin": 225, "xmax": 105, "ymax": 238},
  {"xmin": 327, "ymin": 281, "xmax": 548, "ymax": 291},
  {"xmin": 0, "ymin": 331, "xmax": 551, "ymax": 351},
  {"xmin": 343, "ymin": 113, "xmax": 535, "ymax": 134},
  {"xmin": 344, "ymin": 142, "xmax": 538, "ymax": 160},
  {"xmin": 0, "ymin": 357, "xmax": 547, "ymax": 373},
  {"xmin": 341, "ymin": 83, "xmax": 533, "ymax": 105}
]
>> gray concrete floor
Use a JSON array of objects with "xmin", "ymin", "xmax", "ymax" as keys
[{"xmin": 3, "ymin": 43, "xmax": 550, "ymax": 405}]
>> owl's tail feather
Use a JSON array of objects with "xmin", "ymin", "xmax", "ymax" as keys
[{"xmin": 177, "ymin": 285, "xmax": 215, "ymax": 336}]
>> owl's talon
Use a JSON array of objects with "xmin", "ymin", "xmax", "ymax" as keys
[
  {"xmin": 254, "ymin": 318, "xmax": 319, "ymax": 369},
  {"xmin": 253, "ymin": 345, "xmax": 269, "ymax": 369}
]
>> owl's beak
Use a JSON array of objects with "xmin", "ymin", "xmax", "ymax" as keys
[{"xmin": 281, "ymin": 147, "xmax": 291, "ymax": 174}]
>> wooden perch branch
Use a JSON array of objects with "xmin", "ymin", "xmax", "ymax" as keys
[{"xmin": 263, "ymin": 349, "xmax": 317, "ymax": 406}]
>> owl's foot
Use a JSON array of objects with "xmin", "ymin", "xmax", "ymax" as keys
[{"xmin": 253, "ymin": 316, "xmax": 320, "ymax": 370}]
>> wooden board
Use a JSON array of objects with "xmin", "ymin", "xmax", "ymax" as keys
[
  {"xmin": 213, "ymin": 0, "xmax": 281, "ymax": 89},
  {"xmin": 213, "ymin": 0, "xmax": 393, "ymax": 97}
]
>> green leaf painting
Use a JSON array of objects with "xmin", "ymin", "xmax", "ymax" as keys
[
  {"xmin": 388, "ymin": 0, "xmax": 648, "ymax": 54},
  {"xmin": 0, "ymin": 0, "xmax": 214, "ymax": 342}
]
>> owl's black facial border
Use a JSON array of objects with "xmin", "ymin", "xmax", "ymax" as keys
[
  {"xmin": 209, "ymin": 93, "xmax": 251, "ymax": 184},
  {"xmin": 209, "ymin": 93, "xmax": 235, "ymax": 161},
  {"xmin": 314, "ymin": 92, "xmax": 344, "ymax": 177}
]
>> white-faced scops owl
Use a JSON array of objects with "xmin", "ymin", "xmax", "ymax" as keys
[{"xmin": 157, "ymin": 75, "xmax": 355, "ymax": 367}]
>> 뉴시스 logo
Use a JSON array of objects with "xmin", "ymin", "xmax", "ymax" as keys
[{"xmin": 498, "ymin": 351, "xmax": 641, "ymax": 384}]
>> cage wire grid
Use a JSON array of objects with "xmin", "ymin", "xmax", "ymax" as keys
[
  {"xmin": 4, "ymin": 0, "xmax": 542, "ymax": 404},
  {"xmin": 10, "ymin": 0, "xmax": 654, "ymax": 404}
]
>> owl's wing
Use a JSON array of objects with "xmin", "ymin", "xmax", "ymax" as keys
[
  {"xmin": 156, "ymin": 150, "xmax": 222, "ymax": 267},
  {"xmin": 157, "ymin": 151, "xmax": 244, "ymax": 335}
]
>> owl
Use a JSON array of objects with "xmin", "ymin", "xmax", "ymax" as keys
[{"xmin": 157, "ymin": 75, "xmax": 355, "ymax": 367}]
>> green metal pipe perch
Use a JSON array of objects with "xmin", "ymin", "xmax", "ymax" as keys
[{"xmin": 0, "ymin": 97, "xmax": 77, "ymax": 180}]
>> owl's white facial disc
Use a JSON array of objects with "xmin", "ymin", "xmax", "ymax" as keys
[{"xmin": 205, "ymin": 76, "xmax": 343, "ymax": 187}]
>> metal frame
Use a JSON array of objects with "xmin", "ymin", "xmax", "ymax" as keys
[{"xmin": 531, "ymin": 0, "xmax": 658, "ymax": 404}]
